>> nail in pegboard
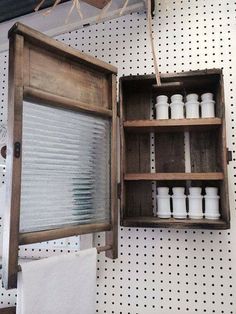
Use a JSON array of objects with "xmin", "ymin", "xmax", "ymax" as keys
[{"xmin": 0, "ymin": 0, "xmax": 236, "ymax": 312}]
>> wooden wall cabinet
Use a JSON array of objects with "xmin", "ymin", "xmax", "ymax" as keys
[{"xmin": 120, "ymin": 70, "xmax": 231, "ymax": 230}]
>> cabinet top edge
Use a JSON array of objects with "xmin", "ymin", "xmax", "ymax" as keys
[
  {"xmin": 120, "ymin": 68, "xmax": 223, "ymax": 83},
  {"xmin": 8, "ymin": 22, "xmax": 118, "ymax": 75}
]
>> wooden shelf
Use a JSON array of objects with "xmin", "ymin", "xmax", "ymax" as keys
[
  {"xmin": 123, "ymin": 118, "xmax": 222, "ymax": 133},
  {"xmin": 122, "ymin": 217, "xmax": 229, "ymax": 230},
  {"xmin": 124, "ymin": 172, "xmax": 224, "ymax": 181}
]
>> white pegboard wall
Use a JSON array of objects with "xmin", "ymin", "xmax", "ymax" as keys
[{"xmin": 0, "ymin": 0, "xmax": 236, "ymax": 312}]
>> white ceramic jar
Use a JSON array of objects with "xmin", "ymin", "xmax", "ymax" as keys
[
  {"xmin": 170, "ymin": 94, "xmax": 184, "ymax": 119},
  {"xmin": 172, "ymin": 187, "xmax": 185, "ymax": 196},
  {"xmin": 157, "ymin": 187, "xmax": 171, "ymax": 218},
  {"xmin": 188, "ymin": 196, "xmax": 203, "ymax": 219},
  {"xmin": 157, "ymin": 187, "xmax": 169, "ymax": 195},
  {"xmin": 204, "ymin": 196, "xmax": 220, "ymax": 219},
  {"xmin": 200, "ymin": 93, "xmax": 215, "ymax": 118},
  {"xmin": 204, "ymin": 187, "xmax": 220, "ymax": 219},
  {"xmin": 156, "ymin": 95, "xmax": 168, "ymax": 104},
  {"xmin": 155, "ymin": 103, "xmax": 169, "ymax": 119},
  {"xmin": 172, "ymin": 196, "xmax": 187, "ymax": 219},
  {"xmin": 171, "ymin": 94, "xmax": 183, "ymax": 103},
  {"xmin": 189, "ymin": 187, "xmax": 202, "ymax": 196},
  {"xmin": 186, "ymin": 100, "xmax": 200, "ymax": 118},
  {"xmin": 155, "ymin": 95, "xmax": 169, "ymax": 119},
  {"xmin": 157, "ymin": 196, "xmax": 171, "ymax": 218},
  {"xmin": 172, "ymin": 187, "xmax": 187, "ymax": 219},
  {"xmin": 170, "ymin": 102, "xmax": 184, "ymax": 119},
  {"xmin": 186, "ymin": 93, "xmax": 199, "ymax": 102},
  {"xmin": 205, "ymin": 187, "xmax": 218, "ymax": 196},
  {"xmin": 201, "ymin": 93, "xmax": 214, "ymax": 102},
  {"xmin": 201, "ymin": 100, "xmax": 215, "ymax": 118}
]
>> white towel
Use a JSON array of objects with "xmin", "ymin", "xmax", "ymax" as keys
[{"xmin": 17, "ymin": 248, "xmax": 97, "ymax": 314}]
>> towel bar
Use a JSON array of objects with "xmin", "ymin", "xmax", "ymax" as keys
[{"xmin": 16, "ymin": 244, "xmax": 113, "ymax": 272}]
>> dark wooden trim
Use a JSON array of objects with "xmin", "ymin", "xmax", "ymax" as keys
[
  {"xmin": 122, "ymin": 217, "xmax": 230, "ymax": 230},
  {"xmin": 2, "ymin": 34, "xmax": 24, "ymax": 290},
  {"xmin": 106, "ymin": 74, "xmax": 118, "ymax": 259},
  {"xmin": 97, "ymin": 244, "xmax": 112, "ymax": 253},
  {"xmin": 24, "ymin": 86, "xmax": 113, "ymax": 118},
  {"xmin": 124, "ymin": 173, "xmax": 224, "ymax": 181},
  {"xmin": 119, "ymin": 78, "xmax": 125, "ymax": 224},
  {"xmin": 219, "ymin": 73, "xmax": 230, "ymax": 224},
  {"xmin": 19, "ymin": 223, "xmax": 112, "ymax": 245},
  {"xmin": 9, "ymin": 22, "xmax": 117, "ymax": 74},
  {"xmin": 0, "ymin": 307, "xmax": 16, "ymax": 314},
  {"xmin": 120, "ymin": 68, "xmax": 222, "ymax": 82},
  {"xmin": 123, "ymin": 118, "xmax": 222, "ymax": 133}
]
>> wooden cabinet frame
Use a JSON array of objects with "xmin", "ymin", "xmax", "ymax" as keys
[
  {"xmin": 2, "ymin": 23, "xmax": 118, "ymax": 289},
  {"xmin": 120, "ymin": 70, "xmax": 230, "ymax": 230}
]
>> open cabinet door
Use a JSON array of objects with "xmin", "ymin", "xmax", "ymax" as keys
[{"xmin": 2, "ymin": 22, "xmax": 118, "ymax": 289}]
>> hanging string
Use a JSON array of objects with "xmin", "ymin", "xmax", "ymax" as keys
[
  {"xmin": 97, "ymin": 0, "xmax": 112, "ymax": 22},
  {"xmin": 34, "ymin": 0, "xmax": 46, "ymax": 12},
  {"xmin": 43, "ymin": 0, "xmax": 62, "ymax": 16},
  {"xmin": 119, "ymin": 0, "xmax": 129, "ymax": 16},
  {"xmin": 146, "ymin": 0, "xmax": 161, "ymax": 86},
  {"xmin": 75, "ymin": 0, "xmax": 83, "ymax": 19},
  {"xmin": 35, "ymin": 0, "xmax": 83, "ymax": 21},
  {"xmin": 65, "ymin": 0, "xmax": 76, "ymax": 23}
]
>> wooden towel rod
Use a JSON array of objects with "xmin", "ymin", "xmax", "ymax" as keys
[{"xmin": 17, "ymin": 244, "xmax": 112, "ymax": 272}]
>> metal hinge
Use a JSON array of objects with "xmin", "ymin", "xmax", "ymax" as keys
[
  {"xmin": 227, "ymin": 148, "xmax": 232, "ymax": 164},
  {"xmin": 117, "ymin": 101, "xmax": 120, "ymax": 117},
  {"xmin": 117, "ymin": 183, "xmax": 121, "ymax": 199}
]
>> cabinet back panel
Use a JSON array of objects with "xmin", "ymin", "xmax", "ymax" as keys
[
  {"xmin": 155, "ymin": 132, "xmax": 185, "ymax": 173},
  {"xmin": 122, "ymin": 82, "xmax": 152, "ymax": 120},
  {"xmin": 125, "ymin": 133, "xmax": 150, "ymax": 173},
  {"xmin": 190, "ymin": 131, "xmax": 222, "ymax": 172},
  {"xmin": 125, "ymin": 181, "xmax": 153, "ymax": 217}
]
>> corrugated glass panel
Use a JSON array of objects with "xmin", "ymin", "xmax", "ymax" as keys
[{"xmin": 20, "ymin": 101, "xmax": 111, "ymax": 233}]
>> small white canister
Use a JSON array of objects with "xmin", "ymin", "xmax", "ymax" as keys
[
  {"xmin": 201, "ymin": 93, "xmax": 214, "ymax": 102},
  {"xmin": 157, "ymin": 196, "xmax": 171, "ymax": 218},
  {"xmin": 189, "ymin": 187, "xmax": 202, "ymax": 196},
  {"xmin": 205, "ymin": 187, "xmax": 218, "ymax": 196},
  {"xmin": 170, "ymin": 102, "xmax": 184, "ymax": 119},
  {"xmin": 156, "ymin": 95, "xmax": 168, "ymax": 104},
  {"xmin": 201, "ymin": 93, "xmax": 215, "ymax": 118},
  {"xmin": 186, "ymin": 101, "xmax": 200, "ymax": 118},
  {"xmin": 171, "ymin": 94, "xmax": 183, "ymax": 103},
  {"xmin": 172, "ymin": 187, "xmax": 185, "ymax": 196},
  {"xmin": 188, "ymin": 196, "xmax": 203, "ymax": 219},
  {"xmin": 170, "ymin": 94, "xmax": 184, "ymax": 119},
  {"xmin": 172, "ymin": 187, "xmax": 187, "ymax": 219},
  {"xmin": 201, "ymin": 100, "xmax": 215, "ymax": 118},
  {"xmin": 155, "ymin": 95, "xmax": 169, "ymax": 119},
  {"xmin": 186, "ymin": 93, "xmax": 199, "ymax": 102},
  {"xmin": 155, "ymin": 103, "xmax": 169, "ymax": 119},
  {"xmin": 157, "ymin": 187, "xmax": 170, "ymax": 195},
  {"xmin": 204, "ymin": 187, "xmax": 220, "ymax": 219},
  {"xmin": 157, "ymin": 187, "xmax": 171, "ymax": 218},
  {"xmin": 204, "ymin": 196, "xmax": 220, "ymax": 219},
  {"xmin": 172, "ymin": 196, "xmax": 187, "ymax": 219}
]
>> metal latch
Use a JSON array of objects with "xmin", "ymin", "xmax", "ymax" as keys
[
  {"xmin": 117, "ymin": 183, "xmax": 121, "ymax": 199},
  {"xmin": 227, "ymin": 148, "xmax": 232, "ymax": 164},
  {"xmin": 14, "ymin": 142, "xmax": 21, "ymax": 158}
]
